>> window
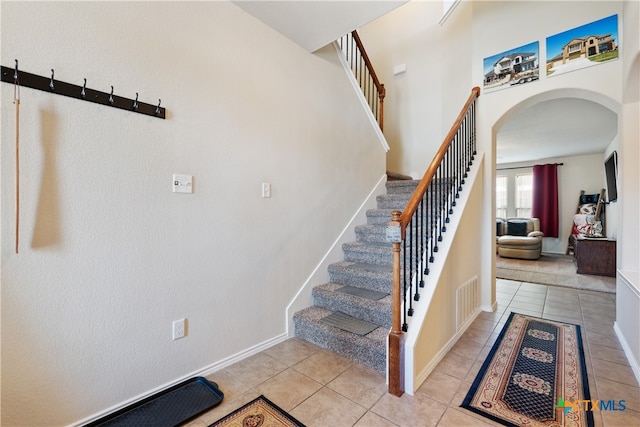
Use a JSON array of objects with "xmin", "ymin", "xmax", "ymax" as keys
[
  {"xmin": 496, "ymin": 175, "xmax": 507, "ymax": 218},
  {"xmin": 568, "ymin": 43, "xmax": 581, "ymax": 53},
  {"xmin": 515, "ymin": 174, "xmax": 533, "ymax": 217}
]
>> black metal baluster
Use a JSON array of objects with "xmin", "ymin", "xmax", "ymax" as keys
[{"xmin": 402, "ymin": 237, "xmax": 408, "ymax": 332}]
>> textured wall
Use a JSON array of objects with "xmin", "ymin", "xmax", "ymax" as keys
[{"xmin": 0, "ymin": 2, "xmax": 385, "ymax": 425}]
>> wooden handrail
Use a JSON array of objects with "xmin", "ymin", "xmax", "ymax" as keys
[
  {"xmin": 399, "ymin": 87, "xmax": 481, "ymax": 232},
  {"xmin": 350, "ymin": 31, "xmax": 385, "ymax": 131},
  {"xmin": 351, "ymin": 31, "xmax": 386, "ymax": 101},
  {"xmin": 387, "ymin": 86, "xmax": 480, "ymax": 396}
]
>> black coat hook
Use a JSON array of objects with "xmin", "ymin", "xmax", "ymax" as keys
[{"xmin": 1, "ymin": 63, "xmax": 165, "ymax": 119}]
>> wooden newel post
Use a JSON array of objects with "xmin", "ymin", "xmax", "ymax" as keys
[{"xmin": 387, "ymin": 210, "xmax": 404, "ymax": 396}]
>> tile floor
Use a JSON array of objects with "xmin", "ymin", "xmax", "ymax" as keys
[{"xmin": 187, "ymin": 279, "xmax": 640, "ymax": 427}]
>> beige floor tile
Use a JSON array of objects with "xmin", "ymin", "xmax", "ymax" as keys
[
  {"xmin": 464, "ymin": 360, "xmax": 485, "ymax": 383},
  {"xmin": 592, "ymin": 359, "xmax": 639, "ymax": 388},
  {"xmin": 541, "ymin": 309, "xmax": 583, "ymax": 324},
  {"xmin": 223, "ymin": 352, "xmax": 288, "ymax": 388},
  {"xmin": 586, "ymin": 330, "xmax": 624, "ymax": 351},
  {"xmin": 289, "ymin": 387, "xmax": 367, "ymax": 427},
  {"xmin": 541, "ymin": 303, "xmax": 582, "ymax": 317},
  {"xmin": 449, "ymin": 336, "xmax": 486, "ymax": 360},
  {"xmin": 254, "ymin": 368, "xmax": 322, "ymax": 411},
  {"xmin": 293, "ymin": 349, "xmax": 353, "ymax": 385},
  {"xmin": 205, "ymin": 370, "xmax": 252, "ymax": 403},
  {"xmin": 504, "ymin": 306, "xmax": 543, "ymax": 318},
  {"xmin": 327, "ymin": 363, "xmax": 387, "ymax": 409},
  {"xmin": 437, "ymin": 407, "xmax": 498, "ymax": 426},
  {"xmin": 461, "ymin": 326, "xmax": 492, "ymax": 346},
  {"xmin": 371, "ymin": 391, "xmax": 448, "ymax": 427},
  {"xmin": 353, "ymin": 410, "xmax": 399, "ymax": 426},
  {"xmin": 512, "ymin": 292, "xmax": 546, "ymax": 303},
  {"xmin": 518, "ymin": 283, "xmax": 548, "ymax": 293},
  {"xmin": 595, "ymin": 377, "xmax": 640, "ymax": 413},
  {"xmin": 263, "ymin": 338, "xmax": 321, "ymax": 367},
  {"xmin": 469, "ymin": 317, "xmax": 499, "ymax": 333},
  {"xmin": 507, "ymin": 299, "xmax": 544, "ymax": 312},
  {"xmin": 600, "ymin": 407, "xmax": 640, "ymax": 426},
  {"xmin": 583, "ymin": 319, "xmax": 616, "ymax": 336},
  {"xmin": 416, "ymin": 371, "xmax": 462, "ymax": 404},
  {"xmin": 433, "ymin": 352, "xmax": 475, "ymax": 380},
  {"xmin": 589, "ymin": 343, "xmax": 633, "ymax": 367}
]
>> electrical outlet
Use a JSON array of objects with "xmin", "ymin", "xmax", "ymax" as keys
[{"xmin": 172, "ymin": 318, "xmax": 186, "ymax": 340}]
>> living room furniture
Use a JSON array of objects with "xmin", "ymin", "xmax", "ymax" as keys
[
  {"xmin": 497, "ymin": 218, "xmax": 544, "ymax": 260},
  {"xmin": 573, "ymin": 235, "xmax": 616, "ymax": 277},
  {"xmin": 566, "ymin": 189, "xmax": 605, "ymax": 255}
]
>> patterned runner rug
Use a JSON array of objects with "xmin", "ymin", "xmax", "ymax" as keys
[
  {"xmin": 210, "ymin": 395, "xmax": 305, "ymax": 427},
  {"xmin": 461, "ymin": 312, "xmax": 593, "ymax": 427}
]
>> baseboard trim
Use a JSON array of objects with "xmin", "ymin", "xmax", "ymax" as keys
[
  {"xmin": 614, "ymin": 322, "xmax": 640, "ymax": 386},
  {"xmin": 73, "ymin": 334, "xmax": 288, "ymax": 427},
  {"xmin": 411, "ymin": 307, "xmax": 482, "ymax": 394}
]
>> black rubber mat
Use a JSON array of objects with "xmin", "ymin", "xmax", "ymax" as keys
[
  {"xmin": 85, "ymin": 377, "xmax": 224, "ymax": 427},
  {"xmin": 336, "ymin": 285, "xmax": 388, "ymax": 301},
  {"xmin": 320, "ymin": 311, "xmax": 379, "ymax": 336}
]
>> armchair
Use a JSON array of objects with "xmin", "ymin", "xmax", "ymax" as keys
[{"xmin": 497, "ymin": 218, "xmax": 544, "ymax": 260}]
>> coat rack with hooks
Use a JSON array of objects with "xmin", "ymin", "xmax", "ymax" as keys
[{"xmin": 1, "ymin": 60, "xmax": 166, "ymax": 119}]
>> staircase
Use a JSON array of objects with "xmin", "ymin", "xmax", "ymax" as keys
[{"xmin": 293, "ymin": 178, "xmax": 419, "ymax": 372}]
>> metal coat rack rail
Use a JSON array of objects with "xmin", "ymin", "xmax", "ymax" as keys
[{"xmin": 1, "ymin": 60, "xmax": 166, "ymax": 119}]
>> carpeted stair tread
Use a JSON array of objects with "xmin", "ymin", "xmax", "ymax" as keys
[
  {"xmin": 342, "ymin": 241, "xmax": 392, "ymax": 264},
  {"xmin": 328, "ymin": 261, "xmax": 394, "ymax": 293},
  {"xmin": 376, "ymin": 193, "xmax": 414, "ymax": 209},
  {"xmin": 320, "ymin": 311, "xmax": 379, "ymax": 336},
  {"xmin": 336, "ymin": 284, "xmax": 388, "ymax": 300},
  {"xmin": 293, "ymin": 306, "xmax": 387, "ymax": 372},
  {"xmin": 312, "ymin": 283, "xmax": 391, "ymax": 328}
]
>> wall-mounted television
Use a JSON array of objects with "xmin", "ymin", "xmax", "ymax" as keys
[{"xmin": 604, "ymin": 151, "xmax": 618, "ymax": 202}]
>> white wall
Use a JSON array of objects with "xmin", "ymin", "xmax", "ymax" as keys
[
  {"xmin": 359, "ymin": 1, "xmax": 474, "ymax": 178},
  {"xmin": 0, "ymin": 2, "xmax": 386, "ymax": 425}
]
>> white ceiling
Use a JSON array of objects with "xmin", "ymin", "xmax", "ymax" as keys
[
  {"xmin": 231, "ymin": 0, "xmax": 407, "ymax": 52},
  {"xmin": 496, "ymin": 98, "xmax": 618, "ymax": 165}
]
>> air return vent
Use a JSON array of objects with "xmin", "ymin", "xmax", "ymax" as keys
[{"xmin": 456, "ymin": 276, "xmax": 479, "ymax": 330}]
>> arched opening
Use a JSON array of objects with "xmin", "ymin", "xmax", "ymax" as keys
[{"xmin": 492, "ymin": 89, "xmax": 620, "ymax": 288}]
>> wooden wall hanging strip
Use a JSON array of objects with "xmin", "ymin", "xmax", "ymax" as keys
[
  {"xmin": 13, "ymin": 64, "xmax": 20, "ymax": 253},
  {"xmin": 1, "ymin": 61, "xmax": 165, "ymax": 119}
]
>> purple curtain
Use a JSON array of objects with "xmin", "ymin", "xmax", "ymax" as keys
[{"xmin": 532, "ymin": 164, "xmax": 559, "ymax": 237}]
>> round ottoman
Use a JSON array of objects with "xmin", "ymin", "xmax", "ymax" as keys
[{"xmin": 497, "ymin": 235, "xmax": 542, "ymax": 260}]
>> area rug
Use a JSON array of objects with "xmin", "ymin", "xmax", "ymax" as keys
[
  {"xmin": 461, "ymin": 312, "xmax": 593, "ymax": 427},
  {"xmin": 496, "ymin": 253, "xmax": 615, "ymax": 294},
  {"xmin": 210, "ymin": 395, "xmax": 305, "ymax": 427}
]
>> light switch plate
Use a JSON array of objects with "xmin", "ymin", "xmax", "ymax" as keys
[{"xmin": 173, "ymin": 174, "xmax": 193, "ymax": 193}]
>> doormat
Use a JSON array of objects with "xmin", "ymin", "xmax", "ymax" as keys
[
  {"xmin": 461, "ymin": 312, "xmax": 593, "ymax": 427},
  {"xmin": 210, "ymin": 395, "xmax": 305, "ymax": 427},
  {"xmin": 86, "ymin": 377, "xmax": 224, "ymax": 427}
]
